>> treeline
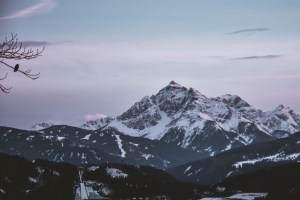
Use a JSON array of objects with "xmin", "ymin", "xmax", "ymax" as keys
[
  {"xmin": 5, "ymin": 152, "xmax": 300, "ymax": 199},
  {"xmin": 0, "ymin": 153, "xmax": 78, "ymax": 200},
  {"xmin": 0, "ymin": 153, "xmax": 38, "ymax": 199},
  {"xmin": 213, "ymin": 162, "xmax": 300, "ymax": 199},
  {"xmin": 0, "ymin": 153, "xmax": 211, "ymax": 200},
  {"xmin": 83, "ymin": 163, "xmax": 210, "ymax": 199}
]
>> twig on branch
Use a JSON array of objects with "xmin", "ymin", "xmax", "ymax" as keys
[
  {"xmin": 0, "ymin": 33, "xmax": 44, "ymax": 60},
  {"xmin": 0, "ymin": 73, "xmax": 11, "ymax": 93}
]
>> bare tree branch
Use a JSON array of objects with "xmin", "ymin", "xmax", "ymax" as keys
[
  {"xmin": 0, "ymin": 73, "xmax": 11, "ymax": 93},
  {"xmin": 0, "ymin": 33, "xmax": 44, "ymax": 93},
  {"xmin": 0, "ymin": 60, "xmax": 40, "ymax": 80},
  {"xmin": 0, "ymin": 33, "xmax": 45, "ymax": 60}
]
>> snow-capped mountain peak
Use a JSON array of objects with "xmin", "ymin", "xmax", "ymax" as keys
[
  {"xmin": 31, "ymin": 122, "xmax": 54, "ymax": 131},
  {"xmin": 169, "ymin": 80, "xmax": 182, "ymax": 87},
  {"xmin": 80, "ymin": 116, "xmax": 115, "ymax": 131},
  {"xmin": 80, "ymin": 81, "xmax": 300, "ymax": 155}
]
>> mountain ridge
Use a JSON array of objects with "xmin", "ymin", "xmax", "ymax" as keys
[
  {"xmin": 167, "ymin": 131, "xmax": 300, "ymax": 185},
  {"xmin": 79, "ymin": 81, "xmax": 300, "ymax": 155},
  {"xmin": 0, "ymin": 125, "xmax": 204, "ymax": 169},
  {"xmin": 30, "ymin": 81, "xmax": 300, "ymax": 157}
]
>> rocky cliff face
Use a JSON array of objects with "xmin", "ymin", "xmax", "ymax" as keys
[{"xmin": 81, "ymin": 81, "xmax": 300, "ymax": 154}]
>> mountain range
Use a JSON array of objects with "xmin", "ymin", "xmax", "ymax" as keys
[
  {"xmin": 80, "ymin": 81, "xmax": 300, "ymax": 155},
  {"xmin": 32, "ymin": 81, "xmax": 300, "ymax": 156},
  {"xmin": 1, "ymin": 80, "xmax": 300, "ymax": 199},
  {"xmin": 0, "ymin": 125, "xmax": 203, "ymax": 169},
  {"xmin": 18, "ymin": 81, "xmax": 300, "ymax": 169}
]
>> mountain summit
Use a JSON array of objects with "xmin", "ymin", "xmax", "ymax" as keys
[
  {"xmin": 31, "ymin": 121, "xmax": 55, "ymax": 130},
  {"xmin": 81, "ymin": 81, "xmax": 300, "ymax": 155}
]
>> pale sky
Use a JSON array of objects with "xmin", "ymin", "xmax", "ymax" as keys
[{"xmin": 1, "ymin": 0, "xmax": 300, "ymax": 129}]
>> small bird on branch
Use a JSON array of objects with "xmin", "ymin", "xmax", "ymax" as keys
[{"xmin": 14, "ymin": 64, "xmax": 19, "ymax": 72}]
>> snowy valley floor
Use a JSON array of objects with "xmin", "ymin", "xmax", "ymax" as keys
[{"xmin": 201, "ymin": 193, "xmax": 267, "ymax": 200}]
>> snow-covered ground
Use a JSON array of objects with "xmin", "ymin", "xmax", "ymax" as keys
[
  {"xmin": 28, "ymin": 177, "xmax": 37, "ymax": 183},
  {"xmin": 80, "ymin": 183, "xmax": 88, "ymax": 199},
  {"xmin": 233, "ymin": 152, "xmax": 300, "ymax": 168},
  {"xmin": 228, "ymin": 193, "xmax": 267, "ymax": 200},
  {"xmin": 87, "ymin": 166, "xmax": 99, "ymax": 171},
  {"xmin": 141, "ymin": 153, "xmax": 154, "ymax": 160},
  {"xmin": 57, "ymin": 136, "xmax": 65, "ymax": 141},
  {"xmin": 201, "ymin": 193, "xmax": 267, "ymax": 200},
  {"xmin": 106, "ymin": 168, "xmax": 128, "ymax": 178},
  {"xmin": 0, "ymin": 188, "xmax": 6, "ymax": 194},
  {"xmin": 81, "ymin": 134, "xmax": 91, "ymax": 140}
]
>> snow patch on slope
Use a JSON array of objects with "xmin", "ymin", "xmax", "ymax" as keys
[
  {"xmin": 184, "ymin": 165, "xmax": 192, "ymax": 174},
  {"xmin": 141, "ymin": 153, "xmax": 154, "ymax": 160},
  {"xmin": 88, "ymin": 166, "xmax": 99, "ymax": 171},
  {"xmin": 115, "ymin": 135, "xmax": 126, "ymax": 157},
  {"xmin": 81, "ymin": 134, "xmax": 91, "ymax": 140},
  {"xmin": 106, "ymin": 168, "xmax": 128, "ymax": 178},
  {"xmin": 233, "ymin": 152, "xmax": 300, "ymax": 168},
  {"xmin": 146, "ymin": 108, "xmax": 172, "ymax": 140}
]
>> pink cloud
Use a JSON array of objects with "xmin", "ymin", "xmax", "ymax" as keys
[{"xmin": 84, "ymin": 114, "xmax": 107, "ymax": 121}]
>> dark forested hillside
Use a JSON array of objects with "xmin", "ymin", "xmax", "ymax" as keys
[
  {"xmin": 0, "ymin": 125, "xmax": 203, "ymax": 169},
  {"xmin": 82, "ymin": 163, "xmax": 210, "ymax": 199},
  {"xmin": 0, "ymin": 153, "xmax": 78, "ymax": 200},
  {"xmin": 0, "ymin": 153, "xmax": 211, "ymax": 199},
  {"xmin": 214, "ymin": 163, "xmax": 300, "ymax": 200},
  {"xmin": 167, "ymin": 131, "xmax": 300, "ymax": 185}
]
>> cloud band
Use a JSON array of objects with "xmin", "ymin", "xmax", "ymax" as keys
[
  {"xmin": 232, "ymin": 55, "xmax": 282, "ymax": 60},
  {"xmin": 228, "ymin": 28, "xmax": 270, "ymax": 35},
  {"xmin": 0, "ymin": 0, "xmax": 56, "ymax": 20}
]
